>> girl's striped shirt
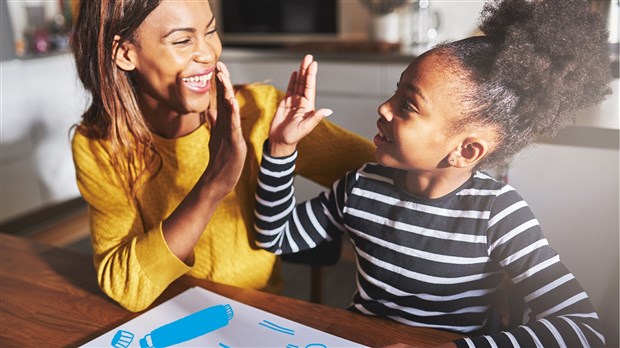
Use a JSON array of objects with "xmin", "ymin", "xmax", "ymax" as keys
[{"xmin": 254, "ymin": 146, "xmax": 604, "ymax": 347}]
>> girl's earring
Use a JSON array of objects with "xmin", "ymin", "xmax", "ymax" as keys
[{"xmin": 449, "ymin": 157, "xmax": 456, "ymax": 165}]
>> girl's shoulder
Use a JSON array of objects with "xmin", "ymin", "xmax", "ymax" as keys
[{"xmin": 350, "ymin": 163, "xmax": 401, "ymax": 190}]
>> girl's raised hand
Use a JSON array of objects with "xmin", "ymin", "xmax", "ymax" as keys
[{"xmin": 268, "ymin": 54, "xmax": 333, "ymax": 157}]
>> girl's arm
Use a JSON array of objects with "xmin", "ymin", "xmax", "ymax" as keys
[
  {"xmin": 254, "ymin": 142, "xmax": 355, "ymax": 254},
  {"xmin": 457, "ymin": 187, "xmax": 605, "ymax": 347}
]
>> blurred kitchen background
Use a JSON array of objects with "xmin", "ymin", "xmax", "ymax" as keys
[{"xmin": 1, "ymin": 0, "xmax": 618, "ymax": 346}]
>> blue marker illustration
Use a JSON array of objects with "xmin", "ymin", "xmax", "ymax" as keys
[
  {"xmin": 139, "ymin": 304, "xmax": 234, "ymax": 348},
  {"xmin": 110, "ymin": 330, "xmax": 134, "ymax": 348}
]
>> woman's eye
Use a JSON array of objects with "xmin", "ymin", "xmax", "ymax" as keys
[
  {"xmin": 173, "ymin": 39, "xmax": 191, "ymax": 46},
  {"xmin": 206, "ymin": 28, "xmax": 218, "ymax": 37}
]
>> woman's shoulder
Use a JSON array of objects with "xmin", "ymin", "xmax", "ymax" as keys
[
  {"xmin": 235, "ymin": 83, "xmax": 283, "ymax": 108},
  {"xmin": 71, "ymin": 126, "xmax": 111, "ymax": 161}
]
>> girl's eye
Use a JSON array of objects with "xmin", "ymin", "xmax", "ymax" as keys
[{"xmin": 403, "ymin": 100, "xmax": 418, "ymax": 113}]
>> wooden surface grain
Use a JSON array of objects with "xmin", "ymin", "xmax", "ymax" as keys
[{"xmin": 0, "ymin": 233, "xmax": 462, "ymax": 347}]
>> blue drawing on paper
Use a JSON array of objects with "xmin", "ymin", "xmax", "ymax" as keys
[
  {"xmin": 138, "ymin": 304, "xmax": 234, "ymax": 348},
  {"xmin": 110, "ymin": 330, "xmax": 134, "ymax": 348},
  {"xmin": 218, "ymin": 343, "xmax": 231, "ymax": 348},
  {"xmin": 258, "ymin": 319, "xmax": 295, "ymax": 336},
  {"xmin": 305, "ymin": 344, "xmax": 328, "ymax": 348}
]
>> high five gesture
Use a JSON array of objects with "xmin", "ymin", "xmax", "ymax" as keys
[{"xmin": 268, "ymin": 55, "xmax": 333, "ymax": 157}]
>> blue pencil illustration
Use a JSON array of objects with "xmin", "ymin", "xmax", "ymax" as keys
[{"xmin": 139, "ymin": 304, "xmax": 234, "ymax": 348}]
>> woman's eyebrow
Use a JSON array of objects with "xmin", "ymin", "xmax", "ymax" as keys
[{"xmin": 162, "ymin": 15, "xmax": 216, "ymax": 38}]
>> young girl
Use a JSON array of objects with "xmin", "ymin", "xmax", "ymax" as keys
[
  {"xmin": 70, "ymin": 0, "xmax": 374, "ymax": 312},
  {"xmin": 254, "ymin": 0, "xmax": 612, "ymax": 346}
]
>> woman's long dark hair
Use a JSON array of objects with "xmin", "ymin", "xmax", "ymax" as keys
[{"xmin": 72, "ymin": 0, "xmax": 162, "ymax": 197}]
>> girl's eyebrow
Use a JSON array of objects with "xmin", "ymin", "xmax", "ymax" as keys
[
  {"xmin": 398, "ymin": 71, "xmax": 428, "ymax": 107},
  {"xmin": 162, "ymin": 15, "xmax": 216, "ymax": 39},
  {"xmin": 403, "ymin": 82, "xmax": 428, "ymax": 107}
]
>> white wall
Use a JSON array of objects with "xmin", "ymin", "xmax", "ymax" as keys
[
  {"xmin": 0, "ymin": 54, "xmax": 86, "ymax": 221},
  {"xmin": 509, "ymin": 142, "xmax": 619, "ymax": 345}
]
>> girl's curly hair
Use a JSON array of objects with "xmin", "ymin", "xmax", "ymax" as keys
[{"xmin": 435, "ymin": 0, "xmax": 613, "ymax": 169}]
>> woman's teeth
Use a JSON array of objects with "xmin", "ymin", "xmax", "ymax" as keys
[{"xmin": 182, "ymin": 72, "xmax": 213, "ymax": 87}]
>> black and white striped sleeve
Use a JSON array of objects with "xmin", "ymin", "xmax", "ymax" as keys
[
  {"xmin": 456, "ymin": 185, "xmax": 605, "ymax": 347},
  {"xmin": 254, "ymin": 141, "xmax": 348, "ymax": 255}
]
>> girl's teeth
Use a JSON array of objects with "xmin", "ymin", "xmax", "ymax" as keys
[{"xmin": 378, "ymin": 129, "xmax": 391, "ymax": 142}]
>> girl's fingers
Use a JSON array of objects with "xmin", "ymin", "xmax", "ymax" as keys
[
  {"xmin": 315, "ymin": 108, "xmax": 333, "ymax": 119},
  {"xmin": 295, "ymin": 54, "xmax": 312, "ymax": 96},
  {"xmin": 285, "ymin": 71, "xmax": 297, "ymax": 99},
  {"xmin": 304, "ymin": 61, "xmax": 318, "ymax": 105}
]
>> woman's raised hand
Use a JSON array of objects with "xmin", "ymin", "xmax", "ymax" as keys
[
  {"xmin": 203, "ymin": 61, "xmax": 247, "ymax": 200},
  {"xmin": 268, "ymin": 54, "xmax": 333, "ymax": 157}
]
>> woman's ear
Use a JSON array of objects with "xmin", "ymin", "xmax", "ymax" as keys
[
  {"xmin": 447, "ymin": 137, "xmax": 489, "ymax": 168},
  {"xmin": 112, "ymin": 35, "xmax": 136, "ymax": 72}
]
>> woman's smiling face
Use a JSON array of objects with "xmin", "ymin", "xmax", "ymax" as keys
[{"xmin": 127, "ymin": 0, "xmax": 222, "ymax": 115}]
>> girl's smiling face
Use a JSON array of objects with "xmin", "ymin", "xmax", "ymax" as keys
[
  {"xmin": 122, "ymin": 0, "xmax": 222, "ymax": 116},
  {"xmin": 374, "ymin": 51, "xmax": 471, "ymax": 173}
]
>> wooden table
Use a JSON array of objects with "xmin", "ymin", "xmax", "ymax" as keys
[{"xmin": 0, "ymin": 233, "xmax": 461, "ymax": 347}]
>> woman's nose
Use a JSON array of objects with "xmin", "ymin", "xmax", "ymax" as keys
[{"xmin": 194, "ymin": 40, "xmax": 215, "ymax": 63}]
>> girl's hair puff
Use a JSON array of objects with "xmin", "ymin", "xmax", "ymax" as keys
[{"xmin": 437, "ymin": 0, "xmax": 613, "ymax": 168}]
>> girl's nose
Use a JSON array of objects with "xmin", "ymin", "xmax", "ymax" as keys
[{"xmin": 378, "ymin": 100, "xmax": 393, "ymax": 122}]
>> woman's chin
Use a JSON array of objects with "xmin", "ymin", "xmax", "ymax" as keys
[{"xmin": 181, "ymin": 99, "xmax": 211, "ymax": 115}]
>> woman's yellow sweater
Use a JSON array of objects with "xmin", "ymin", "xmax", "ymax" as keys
[{"xmin": 71, "ymin": 84, "xmax": 375, "ymax": 312}]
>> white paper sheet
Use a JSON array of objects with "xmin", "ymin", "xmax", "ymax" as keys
[{"xmin": 82, "ymin": 287, "xmax": 367, "ymax": 348}]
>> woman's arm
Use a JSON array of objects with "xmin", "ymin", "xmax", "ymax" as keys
[
  {"xmin": 73, "ymin": 133, "xmax": 188, "ymax": 312},
  {"xmin": 161, "ymin": 62, "xmax": 246, "ymax": 262},
  {"xmin": 72, "ymin": 62, "xmax": 246, "ymax": 312}
]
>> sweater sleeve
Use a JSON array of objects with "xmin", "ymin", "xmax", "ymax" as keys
[
  {"xmin": 254, "ymin": 140, "xmax": 354, "ymax": 254},
  {"xmin": 71, "ymin": 132, "xmax": 191, "ymax": 312},
  {"xmin": 454, "ymin": 186, "xmax": 605, "ymax": 347}
]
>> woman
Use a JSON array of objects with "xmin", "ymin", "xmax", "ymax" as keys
[{"xmin": 71, "ymin": 0, "xmax": 374, "ymax": 312}]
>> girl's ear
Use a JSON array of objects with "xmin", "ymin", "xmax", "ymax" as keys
[
  {"xmin": 447, "ymin": 137, "xmax": 489, "ymax": 168},
  {"xmin": 112, "ymin": 35, "xmax": 137, "ymax": 72}
]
